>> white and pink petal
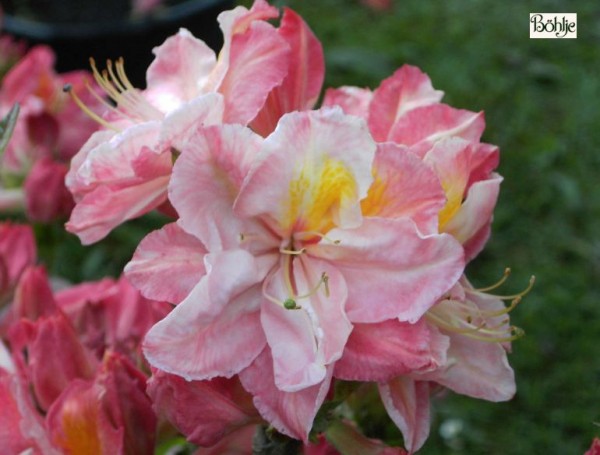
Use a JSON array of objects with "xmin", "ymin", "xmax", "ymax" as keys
[
  {"xmin": 235, "ymin": 108, "xmax": 376, "ymax": 236},
  {"xmin": 361, "ymin": 142, "xmax": 446, "ymax": 235},
  {"xmin": 169, "ymin": 123, "xmax": 268, "ymax": 251},
  {"xmin": 368, "ymin": 65, "xmax": 444, "ymax": 142},
  {"xmin": 312, "ymin": 218, "xmax": 464, "ymax": 324},
  {"xmin": 142, "ymin": 249, "xmax": 268, "ymax": 381},
  {"xmin": 379, "ymin": 377, "xmax": 431, "ymax": 454},
  {"xmin": 239, "ymin": 347, "xmax": 333, "ymax": 441},
  {"xmin": 260, "ymin": 256, "xmax": 351, "ymax": 392},
  {"xmin": 125, "ymin": 222, "xmax": 207, "ymax": 304}
]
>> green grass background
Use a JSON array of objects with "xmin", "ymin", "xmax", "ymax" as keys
[{"xmin": 19, "ymin": 0, "xmax": 600, "ymax": 453}]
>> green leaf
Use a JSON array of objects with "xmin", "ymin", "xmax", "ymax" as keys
[{"xmin": 0, "ymin": 103, "xmax": 20, "ymax": 155}]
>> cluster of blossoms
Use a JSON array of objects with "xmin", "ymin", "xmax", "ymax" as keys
[
  {"xmin": 0, "ymin": 37, "xmax": 102, "ymax": 221},
  {"xmin": 1, "ymin": 1, "xmax": 536, "ymax": 453}
]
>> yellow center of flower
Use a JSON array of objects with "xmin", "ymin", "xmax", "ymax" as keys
[
  {"xmin": 437, "ymin": 177, "xmax": 465, "ymax": 230},
  {"xmin": 285, "ymin": 158, "xmax": 357, "ymax": 235},
  {"xmin": 360, "ymin": 168, "xmax": 391, "ymax": 217}
]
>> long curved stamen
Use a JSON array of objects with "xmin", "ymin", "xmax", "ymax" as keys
[
  {"xmin": 465, "ymin": 275, "xmax": 536, "ymax": 300},
  {"xmin": 427, "ymin": 267, "xmax": 534, "ymax": 343},
  {"xmin": 296, "ymin": 272, "xmax": 329, "ymax": 299},
  {"xmin": 475, "ymin": 267, "xmax": 511, "ymax": 292},
  {"xmin": 90, "ymin": 58, "xmax": 163, "ymax": 122},
  {"xmin": 63, "ymin": 84, "xmax": 119, "ymax": 132}
]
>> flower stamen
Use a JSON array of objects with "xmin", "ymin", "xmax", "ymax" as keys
[
  {"xmin": 465, "ymin": 275, "xmax": 536, "ymax": 301},
  {"xmin": 89, "ymin": 57, "xmax": 163, "ymax": 122},
  {"xmin": 62, "ymin": 83, "xmax": 119, "ymax": 132}
]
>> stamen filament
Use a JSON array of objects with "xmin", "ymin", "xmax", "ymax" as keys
[
  {"xmin": 425, "ymin": 311, "xmax": 486, "ymax": 335},
  {"xmin": 475, "ymin": 267, "xmax": 511, "ymax": 292},
  {"xmin": 296, "ymin": 272, "xmax": 329, "ymax": 299},
  {"xmin": 283, "ymin": 254, "xmax": 295, "ymax": 298},
  {"xmin": 466, "ymin": 275, "xmax": 536, "ymax": 300},
  {"xmin": 63, "ymin": 84, "xmax": 119, "ymax": 132}
]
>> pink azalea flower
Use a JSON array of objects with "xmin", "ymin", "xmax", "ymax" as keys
[
  {"xmin": 586, "ymin": 438, "xmax": 600, "ymax": 455},
  {"xmin": 46, "ymin": 351, "xmax": 156, "ymax": 455},
  {"xmin": 54, "ymin": 276, "xmax": 171, "ymax": 362},
  {"xmin": 377, "ymin": 275, "xmax": 533, "ymax": 453},
  {"xmin": 126, "ymin": 108, "xmax": 464, "ymax": 440},
  {"xmin": 0, "ymin": 45, "xmax": 102, "ymax": 222},
  {"xmin": 66, "ymin": 0, "xmax": 303, "ymax": 244},
  {"xmin": 1, "ymin": 266, "xmax": 162, "ymax": 453},
  {"xmin": 323, "ymin": 65, "xmax": 499, "ymax": 260}
]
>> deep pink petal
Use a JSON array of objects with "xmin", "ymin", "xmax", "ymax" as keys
[
  {"xmin": 334, "ymin": 318, "xmax": 449, "ymax": 382},
  {"xmin": 312, "ymin": 218, "xmax": 464, "ymax": 323},
  {"xmin": 24, "ymin": 158, "xmax": 73, "ymax": 222},
  {"xmin": 15, "ymin": 314, "xmax": 96, "ymax": 411},
  {"xmin": 465, "ymin": 143, "xmax": 499, "ymax": 189},
  {"xmin": 239, "ymin": 348, "xmax": 333, "ymax": 441},
  {"xmin": 322, "ymin": 86, "xmax": 373, "ymax": 119},
  {"xmin": 1, "ymin": 45, "xmax": 56, "ymax": 106},
  {"xmin": 169, "ymin": 124, "xmax": 266, "ymax": 251},
  {"xmin": 143, "ymin": 250, "xmax": 269, "ymax": 380},
  {"xmin": 0, "ymin": 369, "xmax": 58, "ymax": 454},
  {"xmin": 379, "ymin": 378, "xmax": 431, "ymax": 454},
  {"xmin": 0, "ymin": 222, "xmax": 36, "ymax": 287},
  {"xmin": 125, "ymin": 222, "xmax": 207, "ymax": 303},
  {"xmin": 368, "ymin": 65, "xmax": 444, "ymax": 142},
  {"xmin": 261, "ymin": 256, "xmax": 351, "ymax": 391},
  {"xmin": 145, "ymin": 28, "xmax": 217, "ymax": 110},
  {"xmin": 219, "ymin": 20, "xmax": 290, "ymax": 124},
  {"xmin": 148, "ymin": 370, "xmax": 258, "ymax": 447},
  {"xmin": 251, "ymin": 8, "xmax": 325, "ymax": 136},
  {"xmin": 47, "ymin": 378, "xmax": 123, "ymax": 455},
  {"xmin": 12, "ymin": 266, "xmax": 60, "ymax": 322},
  {"xmin": 235, "ymin": 108, "xmax": 376, "ymax": 237},
  {"xmin": 361, "ymin": 142, "xmax": 446, "ymax": 235}
]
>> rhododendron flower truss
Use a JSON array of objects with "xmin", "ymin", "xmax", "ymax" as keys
[
  {"xmin": 66, "ymin": 0, "xmax": 326, "ymax": 244},
  {"xmin": 126, "ymin": 108, "xmax": 465, "ymax": 439}
]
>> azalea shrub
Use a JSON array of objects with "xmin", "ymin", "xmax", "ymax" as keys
[{"xmin": 0, "ymin": 0, "xmax": 538, "ymax": 453}]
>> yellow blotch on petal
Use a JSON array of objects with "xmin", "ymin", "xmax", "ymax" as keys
[
  {"xmin": 361, "ymin": 167, "xmax": 393, "ymax": 217},
  {"xmin": 438, "ymin": 177, "xmax": 465, "ymax": 231},
  {"xmin": 54, "ymin": 395, "xmax": 103, "ymax": 455},
  {"xmin": 285, "ymin": 158, "xmax": 357, "ymax": 234}
]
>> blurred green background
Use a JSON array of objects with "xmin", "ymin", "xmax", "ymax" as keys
[{"xmin": 23, "ymin": 0, "xmax": 600, "ymax": 453}]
